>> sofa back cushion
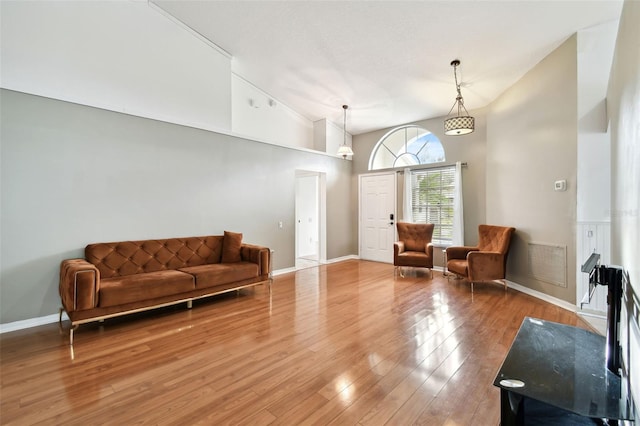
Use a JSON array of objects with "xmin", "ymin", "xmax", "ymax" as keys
[
  {"xmin": 221, "ymin": 231, "xmax": 242, "ymax": 263},
  {"xmin": 86, "ymin": 236, "xmax": 224, "ymax": 279}
]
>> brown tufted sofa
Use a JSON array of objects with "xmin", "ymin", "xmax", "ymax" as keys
[{"xmin": 59, "ymin": 232, "xmax": 270, "ymax": 344}]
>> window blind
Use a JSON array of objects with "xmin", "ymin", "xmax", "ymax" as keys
[{"xmin": 411, "ymin": 166, "xmax": 455, "ymax": 244}]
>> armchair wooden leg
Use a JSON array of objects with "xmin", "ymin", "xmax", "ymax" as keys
[{"xmin": 69, "ymin": 324, "xmax": 79, "ymax": 346}]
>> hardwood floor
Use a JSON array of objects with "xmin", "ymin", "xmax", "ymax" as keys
[{"xmin": 1, "ymin": 260, "xmax": 589, "ymax": 425}]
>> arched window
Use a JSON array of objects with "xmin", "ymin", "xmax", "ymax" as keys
[{"xmin": 369, "ymin": 126, "xmax": 445, "ymax": 170}]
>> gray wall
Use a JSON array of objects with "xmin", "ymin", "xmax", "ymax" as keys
[
  {"xmin": 352, "ymin": 110, "xmax": 488, "ymax": 260},
  {"xmin": 486, "ymin": 35, "xmax": 578, "ymax": 303},
  {"xmin": 0, "ymin": 89, "xmax": 356, "ymax": 323}
]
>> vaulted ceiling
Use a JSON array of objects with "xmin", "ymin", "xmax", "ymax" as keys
[{"xmin": 152, "ymin": 0, "xmax": 622, "ymax": 135}]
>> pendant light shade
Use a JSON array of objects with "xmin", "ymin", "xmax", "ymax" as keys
[
  {"xmin": 337, "ymin": 144, "xmax": 354, "ymax": 158},
  {"xmin": 444, "ymin": 59, "xmax": 475, "ymax": 136},
  {"xmin": 337, "ymin": 104, "xmax": 354, "ymax": 159},
  {"xmin": 444, "ymin": 116, "xmax": 475, "ymax": 136}
]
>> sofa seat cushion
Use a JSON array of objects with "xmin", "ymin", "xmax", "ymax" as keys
[
  {"xmin": 180, "ymin": 262, "xmax": 259, "ymax": 289},
  {"xmin": 99, "ymin": 270, "xmax": 195, "ymax": 307}
]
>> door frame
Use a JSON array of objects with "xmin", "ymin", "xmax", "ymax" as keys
[
  {"xmin": 358, "ymin": 171, "xmax": 397, "ymax": 262},
  {"xmin": 295, "ymin": 170, "xmax": 327, "ymax": 264}
]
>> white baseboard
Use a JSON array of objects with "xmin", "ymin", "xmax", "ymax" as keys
[
  {"xmin": 0, "ymin": 260, "xmax": 580, "ymax": 334},
  {"xmin": 272, "ymin": 254, "xmax": 360, "ymax": 276},
  {"xmin": 577, "ymin": 313, "xmax": 607, "ymax": 335},
  {"xmin": 272, "ymin": 267, "xmax": 297, "ymax": 276},
  {"xmin": 325, "ymin": 255, "xmax": 359, "ymax": 264},
  {"xmin": 0, "ymin": 312, "xmax": 69, "ymax": 334},
  {"xmin": 506, "ymin": 280, "xmax": 577, "ymax": 312}
]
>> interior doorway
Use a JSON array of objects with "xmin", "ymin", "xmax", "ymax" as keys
[{"xmin": 295, "ymin": 170, "xmax": 326, "ymax": 269}]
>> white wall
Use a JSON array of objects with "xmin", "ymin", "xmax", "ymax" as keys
[
  {"xmin": 0, "ymin": 1, "xmax": 232, "ymax": 132},
  {"xmin": 607, "ymin": 0, "xmax": 640, "ymax": 406},
  {"xmin": 575, "ymin": 21, "xmax": 618, "ymax": 314},
  {"xmin": 577, "ymin": 20, "xmax": 617, "ymax": 223},
  {"xmin": 231, "ymin": 74, "xmax": 314, "ymax": 149}
]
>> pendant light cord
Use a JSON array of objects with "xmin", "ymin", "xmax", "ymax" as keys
[
  {"xmin": 343, "ymin": 105, "xmax": 348, "ymax": 146},
  {"xmin": 446, "ymin": 60, "xmax": 470, "ymax": 117}
]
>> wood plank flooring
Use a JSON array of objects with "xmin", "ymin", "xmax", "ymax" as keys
[{"xmin": 0, "ymin": 260, "xmax": 589, "ymax": 425}]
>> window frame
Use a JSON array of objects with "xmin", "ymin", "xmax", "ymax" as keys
[
  {"xmin": 368, "ymin": 125, "xmax": 445, "ymax": 171},
  {"xmin": 410, "ymin": 165, "xmax": 456, "ymax": 246}
]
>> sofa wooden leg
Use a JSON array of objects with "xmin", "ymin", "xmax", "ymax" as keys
[
  {"xmin": 268, "ymin": 279, "xmax": 273, "ymax": 315},
  {"xmin": 58, "ymin": 307, "xmax": 65, "ymax": 337},
  {"xmin": 61, "ymin": 308, "xmax": 79, "ymax": 346}
]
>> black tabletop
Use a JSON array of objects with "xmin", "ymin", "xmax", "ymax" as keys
[{"xmin": 494, "ymin": 317, "xmax": 634, "ymax": 420}]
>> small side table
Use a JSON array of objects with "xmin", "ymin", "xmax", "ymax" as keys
[{"xmin": 442, "ymin": 248, "xmax": 449, "ymax": 276}]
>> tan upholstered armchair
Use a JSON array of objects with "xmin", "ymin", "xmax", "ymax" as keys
[
  {"xmin": 394, "ymin": 222, "xmax": 434, "ymax": 277},
  {"xmin": 446, "ymin": 224, "xmax": 515, "ymax": 291}
]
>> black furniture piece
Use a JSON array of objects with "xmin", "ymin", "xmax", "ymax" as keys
[{"xmin": 494, "ymin": 317, "xmax": 634, "ymax": 425}]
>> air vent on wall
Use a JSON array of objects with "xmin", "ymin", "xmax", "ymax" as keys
[{"xmin": 527, "ymin": 242, "xmax": 567, "ymax": 287}]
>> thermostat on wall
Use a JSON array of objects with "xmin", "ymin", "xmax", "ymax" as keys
[{"xmin": 554, "ymin": 180, "xmax": 567, "ymax": 191}]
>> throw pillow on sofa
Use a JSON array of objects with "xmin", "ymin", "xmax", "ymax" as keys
[{"xmin": 222, "ymin": 231, "xmax": 243, "ymax": 262}]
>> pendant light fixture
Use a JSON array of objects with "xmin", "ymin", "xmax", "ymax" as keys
[
  {"xmin": 337, "ymin": 104, "xmax": 354, "ymax": 159},
  {"xmin": 444, "ymin": 59, "xmax": 475, "ymax": 136}
]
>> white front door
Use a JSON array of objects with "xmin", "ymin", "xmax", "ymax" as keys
[{"xmin": 359, "ymin": 173, "xmax": 396, "ymax": 263}]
